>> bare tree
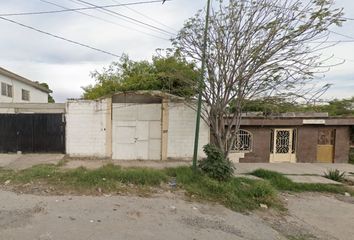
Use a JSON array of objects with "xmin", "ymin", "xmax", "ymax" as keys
[{"xmin": 173, "ymin": 0, "xmax": 344, "ymax": 157}]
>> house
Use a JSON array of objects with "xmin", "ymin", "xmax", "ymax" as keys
[
  {"xmin": 0, "ymin": 88, "xmax": 353, "ymax": 163},
  {"xmin": 228, "ymin": 113, "xmax": 354, "ymax": 163},
  {"xmin": 65, "ymin": 91, "xmax": 210, "ymax": 160},
  {"xmin": 0, "ymin": 67, "xmax": 50, "ymax": 103}
]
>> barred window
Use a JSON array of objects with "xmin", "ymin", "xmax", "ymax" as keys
[
  {"xmin": 231, "ymin": 129, "xmax": 253, "ymax": 152},
  {"xmin": 1, "ymin": 82, "xmax": 13, "ymax": 97},
  {"xmin": 22, "ymin": 89, "xmax": 30, "ymax": 101}
]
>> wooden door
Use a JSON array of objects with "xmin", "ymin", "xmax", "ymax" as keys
[{"xmin": 317, "ymin": 129, "xmax": 335, "ymax": 163}]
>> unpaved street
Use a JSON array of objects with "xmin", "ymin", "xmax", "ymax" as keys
[
  {"xmin": 0, "ymin": 190, "xmax": 283, "ymax": 240},
  {"xmin": 1, "ymin": 190, "xmax": 354, "ymax": 240}
]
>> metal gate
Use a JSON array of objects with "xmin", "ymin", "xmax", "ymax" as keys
[
  {"xmin": 270, "ymin": 128, "xmax": 297, "ymax": 163},
  {"xmin": 0, "ymin": 114, "xmax": 65, "ymax": 153}
]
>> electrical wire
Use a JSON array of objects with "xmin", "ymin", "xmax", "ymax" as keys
[
  {"xmin": 39, "ymin": 0, "xmax": 170, "ymax": 41},
  {"xmin": 110, "ymin": 0, "xmax": 177, "ymax": 32},
  {"xmin": 73, "ymin": 0, "xmax": 175, "ymax": 37},
  {"xmin": 0, "ymin": 0, "xmax": 171, "ymax": 17},
  {"xmin": 0, "ymin": 16, "xmax": 121, "ymax": 58}
]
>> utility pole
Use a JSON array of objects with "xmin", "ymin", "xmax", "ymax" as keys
[{"xmin": 192, "ymin": 0, "xmax": 211, "ymax": 172}]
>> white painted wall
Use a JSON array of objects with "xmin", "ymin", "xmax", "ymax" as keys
[
  {"xmin": 112, "ymin": 103, "xmax": 161, "ymax": 160},
  {"xmin": 0, "ymin": 74, "xmax": 48, "ymax": 103},
  {"xmin": 66, "ymin": 100, "xmax": 109, "ymax": 158},
  {"xmin": 167, "ymin": 102, "xmax": 209, "ymax": 160}
]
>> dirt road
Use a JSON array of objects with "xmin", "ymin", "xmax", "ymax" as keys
[
  {"xmin": 0, "ymin": 190, "xmax": 283, "ymax": 240},
  {"xmin": 1, "ymin": 190, "xmax": 353, "ymax": 240}
]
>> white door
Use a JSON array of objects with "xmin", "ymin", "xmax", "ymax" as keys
[
  {"xmin": 112, "ymin": 104, "xmax": 161, "ymax": 160},
  {"xmin": 270, "ymin": 129, "xmax": 297, "ymax": 163}
]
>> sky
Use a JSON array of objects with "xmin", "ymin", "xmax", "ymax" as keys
[{"xmin": 0, "ymin": 0, "xmax": 353, "ymax": 103}]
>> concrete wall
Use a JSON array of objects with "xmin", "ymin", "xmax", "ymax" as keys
[
  {"xmin": 66, "ymin": 99, "xmax": 111, "ymax": 158},
  {"xmin": 0, "ymin": 103, "xmax": 65, "ymax": 114},
  {"xmin": 297, "ymin": 126, "xmax": 318, "ymax": 163},
  {"xmin": 0, "ymin": 74, "xmax": 48, "ymax": 103},
  {"xmin": 238, "ymin": 127, "xmax": 271, "ymax": 163},
  {"xmin": 334, "ymin": 126, "xmax": 350, "ymax": 163},
  {"xmin": 167, "ymin": 102, "xmax": 209, "ymax": 160}
]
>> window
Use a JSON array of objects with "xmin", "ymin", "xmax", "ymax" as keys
[
  {"xmin": 22, "ymin": 89, "xmax": 30, "ymax": 101},
  {"xmin": 231, "ymin": 129, "xmax": 253, "ymax": 152},
  {"xmin": 1, "ymin": 82, "xmax": 13, "ymax": 97}
]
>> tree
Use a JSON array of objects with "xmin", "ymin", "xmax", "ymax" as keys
[
  {"xmin": 36, "ymin": 82, "xmax": 55, "ymax": 103},
  {"xmin": 82, "ymin": 53, "xmax": 199, "ymax": 99},
  {"xmin": 173, "ymin": 0, "xmax": 344, "ymax": 157}
]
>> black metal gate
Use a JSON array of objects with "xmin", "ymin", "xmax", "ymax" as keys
[{"xmin": 0, "ymin": 114, "xmax": 65, "ymax": 153}]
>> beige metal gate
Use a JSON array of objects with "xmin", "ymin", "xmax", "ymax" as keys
[
  {"xmin": 270, "ymin": 129, "xmax": 297, "ymax": 163},
  {"xmin": 112, "ymin": 103, "xmax": 161, "ymax": 160}
]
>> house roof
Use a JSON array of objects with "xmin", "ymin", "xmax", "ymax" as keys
[
  {"xmin": 109, "ymin": 90, "xmax": 186, "ymax": 103},
  {"xmin": 0, "ymin": 67, "xmax": 52, "ymax": 93},
  {"xmin": 238, "ymin": 116, "xmax": 354, "ymax": 126}
]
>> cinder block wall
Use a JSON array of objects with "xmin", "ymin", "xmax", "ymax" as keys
[
  {"xmin": 66, "ymin": 99, "xmax": 110, "ymax": 158},
  {"xmin": 167, "ymin": 102, "xmax": 209, "ymax": 160}
]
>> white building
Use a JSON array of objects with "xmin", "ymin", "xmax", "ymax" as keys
[
  {"xmin": 66, "ymin": 91, "xmax": 210, "ymax": 160},
  {"xmin": 0, "ymin": 67, "xmax": 50, "ymax": 103}
]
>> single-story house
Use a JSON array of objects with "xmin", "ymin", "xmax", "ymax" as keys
[{"xmin": 228, "ymin": 113, "xmax": 354, "ymax": 163}]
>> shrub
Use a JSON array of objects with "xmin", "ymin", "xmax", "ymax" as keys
[
  {"xmin": 198, "ymin": 144, "xmax": 235, "ymax": 181},
  {"xmin": 324, "ymin": 169, "xmax": 346, "ymax": 182}
]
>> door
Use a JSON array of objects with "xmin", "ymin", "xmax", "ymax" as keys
[
  {"xmin": 0, "ymin": 114, "xmax": 65, "ymax": 153},
  {"xmin": 317, "ymin": 129, "xmax": 335, "ymax": 163},
  {"xmin": 112, "ymin": 104, "xmax": 161, "ymax": 160},
  {"xmin": 270, "ymin": 129, "xmax": 297, "ymax": 163}
]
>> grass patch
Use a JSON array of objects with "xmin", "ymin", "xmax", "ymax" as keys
[
  {"xmin": 0, "ymin": 164, "xmax": 280, "ymax": 212},
  {"xmin": 251, "ymin": 169, "xmax": 354, "ymax": 194},
  {"xmin": 2, "ymin": 165, "xmax": 351, "ymax": 213},
  {"xmin": 165, "ymin": 167, "xmax": 280, "ymax": 212},
  {"xmin": 0, "ymin": 164, "xmax": 168, "ymax": 194}
]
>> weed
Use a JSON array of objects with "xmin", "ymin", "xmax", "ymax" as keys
[
  {"xmin": 324, "ymin": 169, "xmax": 346, "ymax": 182},
  {"xmin": 251, "ymin": 169, "xmax": 354, "ymax": 194}
]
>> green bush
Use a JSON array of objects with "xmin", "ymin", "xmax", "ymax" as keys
[
  {"xmin": 324, "ymin": 169, "xmax": 346, "ymax": 182},
  {"xmin": 198, "ymin": 144, "xmax": 235, "ymax": 181}
]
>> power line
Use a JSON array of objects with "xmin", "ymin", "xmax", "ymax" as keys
[
  {"xmin": 39, "ymin": 0, "xmax": 170, "ymax": 41},
  {"xmin": 111, "ymin": 0, "xmax": 177, "ymax": 32},
  {"xmin": 73, "ymin": 0, "xmax": 175, "ymax": 37},
  {"xmin": 0, "ymin": 0, "xmax": 170, "ymax": 17},
  {"xmin": 0, "ymin": 16, "xmax": 121, "ymax": 58}
]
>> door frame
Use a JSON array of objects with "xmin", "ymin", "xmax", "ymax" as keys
[
  {"xmin": 316, "ymin": 128, "xmax": 336, "ymax": 163},
  {"xmin": 270, "ymin": 128, "xmax": 297, "ymax": 163}
]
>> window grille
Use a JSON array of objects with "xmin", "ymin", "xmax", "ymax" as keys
[
  {"xmin": 22, "ymin": 89, "xmax": 30, "ymax": 101},
  {"xmin": 231, "ymin": 129, "xmax": 253, "ymax": 152}
]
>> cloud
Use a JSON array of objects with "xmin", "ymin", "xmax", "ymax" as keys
[{"xmin": 0, "ymin": 0, "xmax": 353, "ymax": 102}]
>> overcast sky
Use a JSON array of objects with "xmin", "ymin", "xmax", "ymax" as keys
[{"xmin": 0, "ymin": 0, "xmax": 353, "ymax": 102}]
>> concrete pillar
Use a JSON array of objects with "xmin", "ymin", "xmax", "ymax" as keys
[
  {"xmin": 105, "ymin": 98, "xmax": 113, "ymax": 158},
  {"xmin": 161, "ymin": 99, "xmax": 169, "ymax": 161}
]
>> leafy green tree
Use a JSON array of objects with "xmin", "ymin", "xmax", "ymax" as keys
[
  {"xmin": 82, "ymin": 53, "xmax": 199, "ymax": 99},
  {"xmin": 36, "ymin": 82, "xmax": 55, "ymax": 103}
]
